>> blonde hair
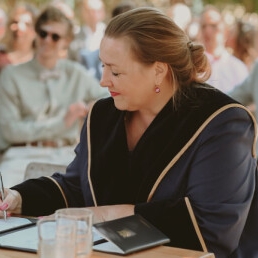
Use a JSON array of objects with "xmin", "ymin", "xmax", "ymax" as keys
[{"xmin": 104, "ymin": 7, "xmax": 211, "ymax": 93}]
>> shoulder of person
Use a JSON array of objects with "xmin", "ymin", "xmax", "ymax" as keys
[
  {"xmin": 60, "ymin": 58, "xmax": 90, "ymax": 73},
  {"xmin": 228, "ymin": 53, "xmax": 249, "ymax": 69},
  {"xmin": 1, "ymin": 59, "xmax": 34, "ymax": 76}
]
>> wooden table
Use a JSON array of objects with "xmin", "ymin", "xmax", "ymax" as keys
[{"xmin": 1, "ymin": 246, "xmax": 215, "ymax": 258}]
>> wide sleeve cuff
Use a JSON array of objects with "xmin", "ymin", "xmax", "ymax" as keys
[{"xmin": 11, "ymin": 176, "xmax": 67, "ymax": 217}]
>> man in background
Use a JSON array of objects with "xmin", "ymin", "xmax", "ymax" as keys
[
  {"xmin": 68, "ymin": 0, "xmax": 106, "ymax": 62},
  {"xmin": 199, "ymin": 5, "xmax": 249, "ymax": 94}
]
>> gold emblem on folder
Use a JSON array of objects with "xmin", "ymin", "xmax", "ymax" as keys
[{"xmin": 117, "ymin": 228, "xmax": 136, "ymax": 238}]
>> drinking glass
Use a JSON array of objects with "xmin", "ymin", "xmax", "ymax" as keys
[
  {"xmin": 55, "ymin": 208, "xmax": 93, "ymax": 258},
  {"xmin": 37, "ymin": 216, "xmax": 76, "ymax": 258}
]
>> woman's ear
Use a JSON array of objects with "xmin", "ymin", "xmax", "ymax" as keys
[{"xmin": 155, "ymin": 62, "xmax": 168, "ymax": 85}]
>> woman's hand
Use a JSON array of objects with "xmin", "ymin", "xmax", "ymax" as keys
[
  {"xmin": 0, "ymin": 189, "xmax": 22, "ymax": 217},
  {"xmin": 88, "ymin": 204, "xmax": 134, "ymax": 224}
]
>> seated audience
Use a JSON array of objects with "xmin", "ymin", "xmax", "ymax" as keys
[
  {"xmin": 199, "ymin": 5, "xmax": 249, "ymax": 94},
  {"xmin": 0, "ymin": 6, "xmax": 108, "ymax": 187},
  {"xmin": 1, "ymin": 7, "xmax": 257, "ymax": 258},
  {"xmin": 0, "ymin": 3, "xmax": 39, "ymax": 72}
]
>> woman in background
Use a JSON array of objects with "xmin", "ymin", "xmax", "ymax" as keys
[{"xmin": 0, "ymin": 3, "xmax": 38, "ymax": 72}]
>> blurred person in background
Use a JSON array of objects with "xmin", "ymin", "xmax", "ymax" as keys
[
  {"xmin": 199, "ymin": 5, "xmax": 249, "ymax": 94},
  {"xmin": 229, "ymin": 59, "xmax": 258, "ymax": 155},
  {"xmin": 68, "ymin": 0, "xmax": 106, "ymax": 62},
  {"xmin": 80, "ymin": 1, "xmax": 136, "ymax": 81},
  {"xmin": 0, "ymin": 6, "xmax": 108, "ymax": 187},
  {"xmin": 227, "ymin": 19, "xmax": 258, "ymax": 71},
  {"xmin": 111, "ymin": 1, "xmax": 136, "ymax": 18},
  {"xmin": 0, "ymin": 8, "xmax": 7, "ymax": 41},
  {"xmin": 0, "ymin": 3, "xmax": 39, "ymax": 72},
  {"xmin": 167, "ymin": 2, "xmax": 192, "ymax": 33},
  {"xmin": 50, "ymin": 0, "xmax": 75, "ymax": 58},
  {"xmin": 51, "ymin": 0, "xmax": 74, "ymax": 20}
]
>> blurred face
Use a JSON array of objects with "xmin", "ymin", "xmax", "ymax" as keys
[
  {"xmin": 35, "ymin": 22, "xmax": 69, "ymax": 59},
  {"xmin": 99, "ymin": 36, "xmax": 157, "ymax": 111},
  {"xmin": 9, "ymin": 10, "xmax": 35, "ymax": 44},
  {"xmin": 81, "ymin": 0, "xmax": 105, "ymax": 26},
  {"xmin": 200, "ymin": 10, "xmax": 225, "ymax": 53},
  {"xmin": 0, "ymin": 12, "xmax": 6, "ymax": 40}
]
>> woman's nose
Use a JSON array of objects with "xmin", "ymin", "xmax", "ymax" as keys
[{"xmin": 99, "ymin": 70, "xmax": 111, "ymax": 88}]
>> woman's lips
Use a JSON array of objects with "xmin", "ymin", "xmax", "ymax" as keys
[{"xmin": 110, "ymin": 91, "xmax": 120, "ymax": 97}]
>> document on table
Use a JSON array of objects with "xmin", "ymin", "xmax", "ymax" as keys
[
  {"xmin": 0, "ymin": 214, "xmax": 170, "ymax": 254},
  {"xmin": 0, "ymin": 224, "xmax": 38, "ymax": 252},
  {"xmin": 0, "ymin": 222, "xmax": 105, "ymax": 253},
  {"xmin": 0, "ymin": 217, "xmax": 36, "ymax": 234}
]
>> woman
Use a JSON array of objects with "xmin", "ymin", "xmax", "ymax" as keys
[
  {"xmin": 1, "ymin": 7, "xmax": 257, "ymax": 258},
  {"xmin": 0, "ymin": 3, "xmax": 38, "ymax": 71}
]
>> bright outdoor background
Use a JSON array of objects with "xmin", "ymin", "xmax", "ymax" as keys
[{"xmin": 0, "ymin": 0, "xmax": 257, "ymax": 19}]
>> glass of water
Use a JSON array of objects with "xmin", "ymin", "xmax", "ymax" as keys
[
  {"xmin": 55, "ymin": 208, "xmax": 93, "ymax": 258},
  {"xmin": 37, "ymin": 216, "xmax": 76, "ymax": 258}
]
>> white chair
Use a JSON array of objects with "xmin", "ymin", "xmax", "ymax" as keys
[{"xmin": 24, "ymin": 162, "xmax": 66, "ymax": 180}]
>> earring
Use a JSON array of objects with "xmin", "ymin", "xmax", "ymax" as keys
[{"xmin": 155, "ymin": 86, "xmax": 160, "ymax": 93}]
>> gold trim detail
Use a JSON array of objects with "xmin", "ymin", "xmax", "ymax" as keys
[
  {"xmin": 147, "ymin": 104, "xmax": 257, "ymax": 201},
  {"xmin": 46, "ymin": 176, "xmax": 68, "ymax": 208},
  {"xmin": 86, "ymin": 106, "xmax": 98, "ymax": 207},
  {"xmin": 185, "ymin": 197, "xmax": 208, "ymax": 252}
]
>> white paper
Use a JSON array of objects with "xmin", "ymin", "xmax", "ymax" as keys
[
  {"xmin": 0, "ymin": 224, "xmax": 105, "ymax": 252},
  {"xmin": 0, "ymin": 217, "xmax": 33, "ymax": 232},
  {"xmin": 0, "ymin": 225, "xmax": 38, "ymax": 251}
]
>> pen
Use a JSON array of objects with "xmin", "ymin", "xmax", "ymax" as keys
[{"xmin": 0, "ymin": 171, "xmax": 7, "ymax": 221}]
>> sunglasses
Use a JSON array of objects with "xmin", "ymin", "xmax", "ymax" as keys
[{"xmin": 38, "ymin": 29, "xmax": 62, "ymax": 42}]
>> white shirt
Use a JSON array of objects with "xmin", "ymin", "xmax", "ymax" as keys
[{"xmin": 206, "ymin": 50, "xmax": 249, "ymax": 93}]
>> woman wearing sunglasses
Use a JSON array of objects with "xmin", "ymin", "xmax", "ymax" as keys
[{"xmin": 0, "ymin": 6, "xmax": 108, "ymax": 187}]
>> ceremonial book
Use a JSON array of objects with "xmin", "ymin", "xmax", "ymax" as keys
[{"xmin": 93, "ymin": 214, "xmax": 170, "ymax": 255}]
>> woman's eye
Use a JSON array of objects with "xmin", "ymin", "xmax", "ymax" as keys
[{"xmin": 112, "ymin": 72, "xmax": 120, "ymax": 77}]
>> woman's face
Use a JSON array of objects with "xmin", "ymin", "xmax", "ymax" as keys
[
  {"xmin": 99, "ymin": 36, "xmax": 157, "ymax": 111},
  {"xmin": 10, "ymin": 10, "xmax": 35, "ymax": 45},
  {"xmin": 35, "ymin": 21, "xmax": 69, "ymax": 60}
]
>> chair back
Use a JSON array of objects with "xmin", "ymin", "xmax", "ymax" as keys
[{"xmin": 24, "ymin": 162, "xmax": 66, "ymax": 180}]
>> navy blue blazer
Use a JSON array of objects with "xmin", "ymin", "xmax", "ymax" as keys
[{"xmin": 13, "ymin": 84, "xmax": 258, "ymax": 258}]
